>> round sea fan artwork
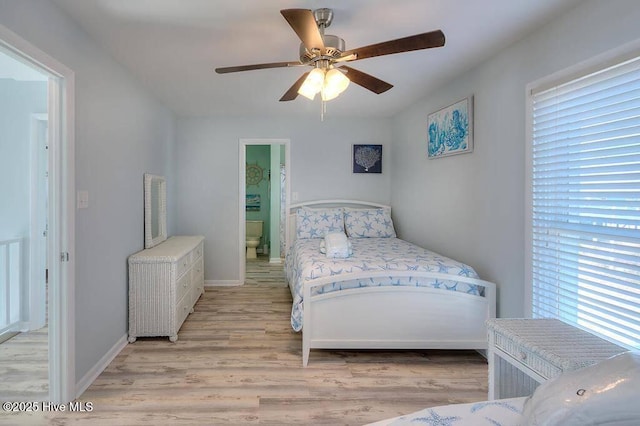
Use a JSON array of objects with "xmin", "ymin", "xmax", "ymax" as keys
[{"xmin": 354, "ymin": 145, "xmax": 381, "ymax": 172}]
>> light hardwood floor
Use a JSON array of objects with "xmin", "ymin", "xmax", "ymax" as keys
[
  {"xmin": 244, "ymin": 255, "xmax": 288, "ymax": 286},
  {"xmin": 2, "ymin": 256, "xmax": 488, "ymax": 425},
  {"xmin": 0, "ymin": 327, "xmax": 48, "ymax": 402}
]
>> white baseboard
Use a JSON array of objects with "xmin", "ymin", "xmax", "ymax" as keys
[
  {"xmin": 269, "ymin": 258, "xmax": 282, "ymax": 264},
  {"xmin": 75, "ymin": 334, "xmax": 127, "ymax": 398},
  {"xmin": 205, "ymin": 280, "xmax": 243, "ymax": 287}
]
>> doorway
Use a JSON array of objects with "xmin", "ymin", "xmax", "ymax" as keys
[
  {"xmin": 239, "ymin": 139, "xmax": 290, "ymax": 285},
  {"xmin": 0, "ymin": 48, "xmax": 49, "ymax": 402},
  {"xmin": 0, "ymin": 25, "xmax": 75, "ymax": 403}
]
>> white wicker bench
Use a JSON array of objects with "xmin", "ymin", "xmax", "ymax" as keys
[{"xmin": 486, "ymin": 318, "xmax": 625, "ymax": 399}]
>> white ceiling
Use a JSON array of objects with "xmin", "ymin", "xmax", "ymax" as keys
[{"xmin": 52, "ymin": 0, "xmax": 583, "ymax": 118}]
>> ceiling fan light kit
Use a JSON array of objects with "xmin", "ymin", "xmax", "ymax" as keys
[
  {"xmin": 320, "ymin": 68, "xmax": 350, "ymax": 101},
  {"xmin": 297, "ymin": 67, "xmax": 325, "ymax": 100},
  {"xmin": 215, "ymin": 8, "xmax": 445, "ymax": 112},
  {"xmin": 297, "ymin": 65, "xmax": 350, "ymax": 101}
]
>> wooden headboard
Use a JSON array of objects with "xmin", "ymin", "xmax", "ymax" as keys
[{"xmin": 286, "ymin": 199, "xmax": 391, "ymax": 253}]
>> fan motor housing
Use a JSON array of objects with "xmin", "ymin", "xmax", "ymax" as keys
[{"xmin": 299, "ymin": 35, "xmax": 345, "ymax": 63}]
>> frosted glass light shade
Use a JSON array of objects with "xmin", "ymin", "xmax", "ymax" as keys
[
  {"xmin": 321, "ymin": 68, "xmax": 350, "ymax": 101},
  {"xmin": 298, "ymin": 68, "xmax": 325, "ymax": 100}
]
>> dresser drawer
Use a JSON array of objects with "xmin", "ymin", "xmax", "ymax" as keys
[
  {"xmin": 176, "ymin": 253, "xmax": 191, "ymax": 278},
  {"xmin": 176, "ymin": 271, "xmax": 191, "ymax": 302},
  {"xmin": 176, "ymin": 292, "xmax": 191, "ymax": 329},
  {"xmin": 191, "ymin": 257, "xmax": 204, "ymax": 282},
  {"xmin": 187, "ymin": 285, "xmax": 198, "ymax": 307},
  {"xmin": 192, "ymin": 241, "xmax": 204, "ymax": 262}
]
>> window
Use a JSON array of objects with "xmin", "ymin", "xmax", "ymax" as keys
[{"xmin": 528, "ymin": 53, "xmax": 640, "ymax": 350}]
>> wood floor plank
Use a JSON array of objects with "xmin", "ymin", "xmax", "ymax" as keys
[
  {"xmin": 0, "ymin": 255, "xmax": 489, "ymax": 425},
  {"xmin": 0, "ymin": 326, "xmax": 48, "ymax": 403}
]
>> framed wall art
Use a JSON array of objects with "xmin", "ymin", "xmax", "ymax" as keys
[
  {"xmin": 427, "ymin": 96, "xmax": 473, "ymax": 159},
  {"xmin": 246, "ymin": 194, "xmax": 261, "ymax": 211},
  {"xmin": 353, "ymin": 144, "xmax": 382, "ymax": 173}
]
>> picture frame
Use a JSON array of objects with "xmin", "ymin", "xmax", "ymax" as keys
[
  {"xmin": 353, "ymin": 144, "xmax": 382, "ymax": 173},
  {"xmin": 246, "ymin": 194, "xmax": 261, "ymax": 211},
  {"xmin": 427, "ymin": 96, "xmax": 473, "ymax": 159}
]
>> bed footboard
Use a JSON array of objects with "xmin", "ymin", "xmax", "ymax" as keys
[{"xmin": 301, "ymin": 273, "xmax": 496, "ymax": 366}]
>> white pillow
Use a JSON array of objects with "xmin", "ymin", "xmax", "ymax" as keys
[
  {"xmin": 522, "ymin": 351, "xmax": 640, "ymax": 425},
  {"xmin": 296, "ymin": 207, "xmax": 344, "ymax": 239},
  {"xmin": 322, "ymin": 232, "xmax": 352, "ymax": 258},
  {"xmin": 344, "ymin": 207, "xmax": 396, "ymax": 238}
]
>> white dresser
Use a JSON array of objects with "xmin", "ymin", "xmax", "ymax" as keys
[{"xmin": 128, "ymin": 235, "xmax": 204, "ymax": 342}]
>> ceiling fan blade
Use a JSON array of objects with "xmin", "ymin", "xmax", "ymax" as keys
[
  {"xmin": 341, "ymin": 30, "xmax": 445, "ymax": 62},
  {"xmin": 281, "ymin": 9, "xmax": 325, "ymax": 53},
  {"xmin": 215, "ymin": 61, "xmax": 303, "ymax": 74},
  {"xmin": 339, "ymin": 66, "xmax": 393, "ymax": 94},
  {"xmin": 280, "ymin": 72, "xmax": 310, "ymax": 102}
]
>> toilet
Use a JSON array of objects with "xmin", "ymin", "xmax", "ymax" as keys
[{"xmin": 245, "ymin": 220, "xmax": 263, "ymax": 259}]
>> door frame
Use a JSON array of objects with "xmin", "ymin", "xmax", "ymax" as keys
[
  {"xmin": 238, "ymin": 139, "xmax": 290, "ymax": 284},
  {"xmin": 0, "ymin": 24, "xmax": 76, "ymax": 403}
]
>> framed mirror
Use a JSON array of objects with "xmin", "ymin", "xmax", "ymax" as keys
[{"xmin": 144, "ymin": 173, "xmax": 167, "ymax": 248}]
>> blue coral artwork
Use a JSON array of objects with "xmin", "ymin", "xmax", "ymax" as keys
[
  {"xmin": 353, "ymin": 144, "xmax": 382, "ymax": 173},
  {"xmin": 427, "ymin": 96, "xmax": 473, "ymax": 158}
]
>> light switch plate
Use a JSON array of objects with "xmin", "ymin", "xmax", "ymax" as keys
[{"xmin": 77, "ymin": 190, "xmax": 89, "ymax": 209}]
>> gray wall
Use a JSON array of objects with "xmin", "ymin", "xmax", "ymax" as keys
[
  {"xmin": 390, "ymin": 0, "xmax": 640, "ymax": 318},
  {"xmin": 0, "ymin": 1, "xmax": 176, "ymax": 381},
  {"xmin": 0, "ymin": 79, "xmax": 47, "ymax": 239},
  {"xmin": 174, "ymin": 116, "xmax": 392, "ymax": 282}
]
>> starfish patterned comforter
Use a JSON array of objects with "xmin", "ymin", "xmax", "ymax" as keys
[
  {"xmin": 285, "ymin": 237, "xmax": 482, "ymax": 332},
  {"xmin": 367, "ymin": 397, "xmax": 527, "ymax": 426}
]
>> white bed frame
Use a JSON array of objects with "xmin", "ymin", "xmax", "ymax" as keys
[{"xmin": 287, "ymin": 200, "xmax": 497, "ymax": 367}]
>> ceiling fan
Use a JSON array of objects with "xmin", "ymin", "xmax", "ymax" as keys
[{"xmin": 215, "ymin": 8, "xmax": 445, "ymax": 102}]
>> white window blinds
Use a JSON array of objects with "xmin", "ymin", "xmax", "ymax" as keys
[{"xmin": 530, "ymin": 55, "xmax": 640, "ymax": 349}]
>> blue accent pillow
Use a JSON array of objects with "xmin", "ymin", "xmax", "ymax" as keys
[
  {"xmin": 344, "ymin": 207, "xmax": 396, "ymax": 238},
  {"xmin": 296, "ymin": 207, "xmax": 345, "ymax": 239}
]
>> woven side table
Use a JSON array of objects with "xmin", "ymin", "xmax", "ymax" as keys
[{"xmin": 486, "ymin": 318, "xmax": 625, "ymax": 400}]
